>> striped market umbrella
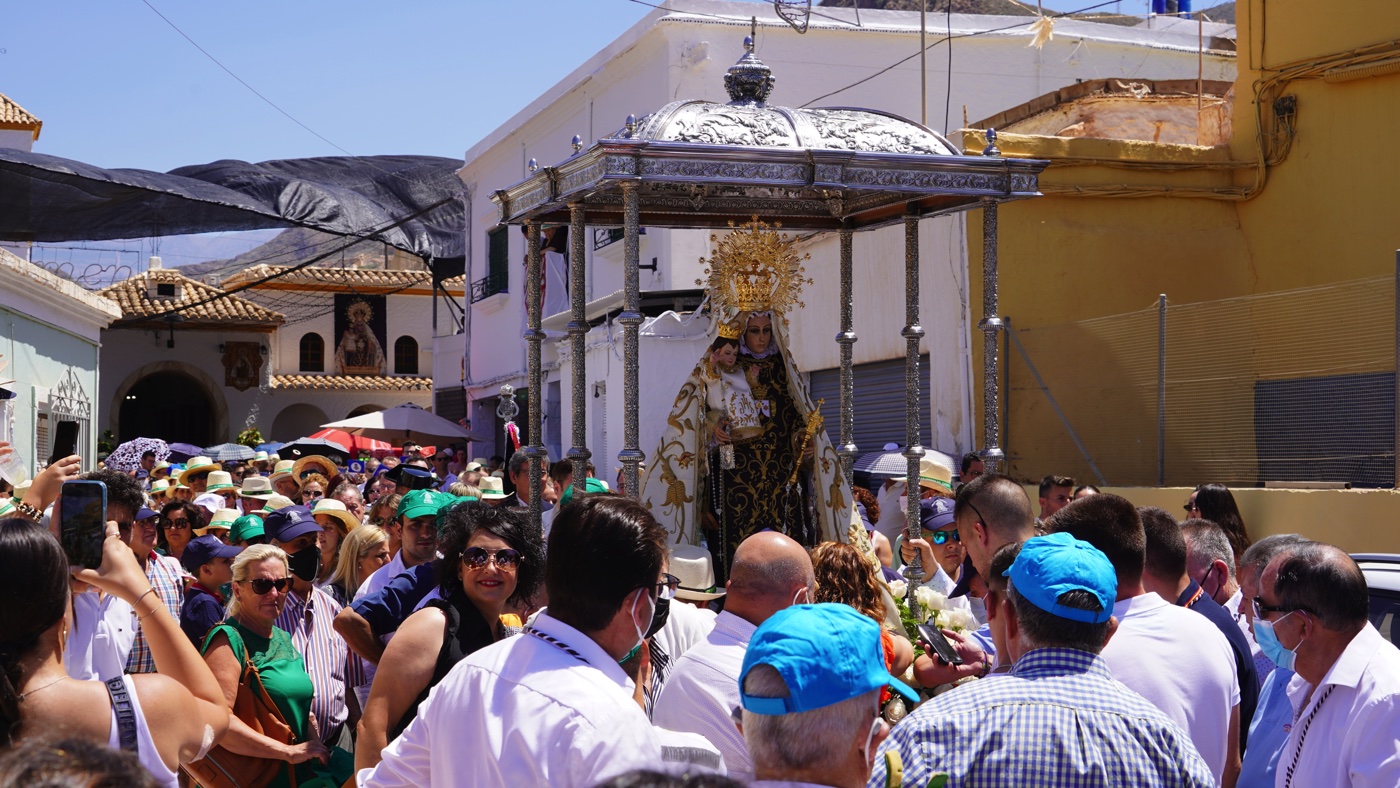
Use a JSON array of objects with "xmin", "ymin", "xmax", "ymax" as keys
[{"xmin": 205, "ymin": 443, "xmax": 256, "ymax": 462}]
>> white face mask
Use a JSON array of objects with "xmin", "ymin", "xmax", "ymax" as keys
[
  {"xmin": 791, "ymin": 586, "xmax": 810, "ymax": 607},
  {"xmin": 861, "ymin": 704, "xmax": 885, "ymax": 767},
  {"xmin": 628, "ymin": 587, "xmax": 655, "ymax": 655}
]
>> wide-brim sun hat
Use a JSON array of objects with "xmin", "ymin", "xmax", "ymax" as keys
[
  {"xmin": 205, "ymin": 470, "xmax": 237, "ymax": 492},
  {"xmin": 476, "ymin": 476, "xmax": 507, "ymax": 500},
  {"xmin": 670, "ymin": 544, "xmax": 726, "ymax": 601},
  {"xmin": 311, "ymin": 498, "xmax": 360, "ymax": 533},
  {"xmin": 179, "ymin": 456, "xmax": 220, "ymax": 486},
  {"xmin": 893, "ymin": 456, "xmax": 954, "ymax": 494},
  {"xmin": 269, "ymin": 460, "xmax": 297, "ymax": 484},
  {"xmin": 239, "ymin": 475, "xmax": 275, "ymax": 498},
  {"xmin": 292, "ymin": 455, "xmax": 338, "ymax": 481}
]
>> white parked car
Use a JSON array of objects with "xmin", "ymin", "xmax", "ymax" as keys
[{"xmin": 1353, "ymin": 554, "xmax": 1400, "ymax": 646}]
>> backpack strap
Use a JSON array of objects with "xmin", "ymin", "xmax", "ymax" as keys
[{"xmin": 105, "ymin": 676, "xmax": 139, "ymax": 754}]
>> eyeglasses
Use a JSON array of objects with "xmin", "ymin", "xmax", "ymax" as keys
[
  {"xmin": 462, "ymin": 546, "xmax": 523, "ymax": 570},
  {"xmin": 243, "ymin": 578, "xmax": 291, "ymax": 595},
  {"xmin": 646, "ymin": 573, "xmax": 681, "ymax": 601},
  {"xmin": 303, "ymin": 490, "xmax": 325, "ymax": 500},
  {"xmin": 1253, "ymin": 597, "xmax": 1309, "ymax": 619},
  {"xmin": 189, "ymin": 472, "xmax": 210, "ymax": 482},
  {"xmin": 163, "ymin": 517, "xmax": 189, "ymax": 530},
  {"xmin": 1183, "ymin": 501, "xmax": 1200, "ymax": 514},
  {"xmin": 964, "ymin": 497, "xmax": 987, "ymax": 529},
  {"xmin": 930, "ymin": 530, "xmax": 961, "ymax": 545}
]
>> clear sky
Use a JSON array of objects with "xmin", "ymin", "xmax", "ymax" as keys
[
  {"xmin": 4, "ymin": 0, "xmax": 1160, "ymax": 267},
  {"xmin": 4, "ymin": 0, "xmax": 1160, "ymax": 171}
]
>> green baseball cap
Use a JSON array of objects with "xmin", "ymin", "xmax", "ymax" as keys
[
  {"xmin": 397, "ymin": 489, "xmax": 451, "ymax": 520},
  {"xmin": 228, "ymin": 514, "xmax": 265, "ymax": 544},
  {"xmin": 560, "ymin": 476, "xmax": 610, "ymax": 506}
]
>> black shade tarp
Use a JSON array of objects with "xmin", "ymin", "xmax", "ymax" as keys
[{"xmin": 0, "ymin": 149, "xmax": 464, "ymax": 261}]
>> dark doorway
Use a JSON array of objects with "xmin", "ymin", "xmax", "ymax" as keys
[{"xmin": 119, "ymin": 371, "xmax": 214, "ymax": 446}]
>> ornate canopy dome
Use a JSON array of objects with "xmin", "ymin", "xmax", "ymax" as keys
[
  {"xmin": 627, "ymin": 37, "xmax": 956, "ymax": 157},
  {"xmin": 494, "ymin": 36, "xmax": 1046, "ymax": 231}
]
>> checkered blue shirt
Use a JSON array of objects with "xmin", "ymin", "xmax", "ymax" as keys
[{"xmin": 869, "ymin": 648, "xmax": 1216, "ymax": 788}]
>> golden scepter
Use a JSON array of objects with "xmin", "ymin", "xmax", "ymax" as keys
[{"xmin": 787, "ymin": 398, "xmax": 825, "ymax": 487}]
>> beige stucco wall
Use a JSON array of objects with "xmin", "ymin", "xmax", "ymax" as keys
[{"xmin": 1025, "ymin": 486, "xmax": 1400, "ymax": 554}]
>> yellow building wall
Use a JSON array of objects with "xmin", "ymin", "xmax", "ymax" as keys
[
  {"xmin": 964, "ymin": 1, "xmax": 1400, "ymax": 506},
  {"xmin": 1027, "ymin": 486, "xmax": 1400, "ymax": 555}
]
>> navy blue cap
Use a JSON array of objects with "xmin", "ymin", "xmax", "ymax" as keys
[
  {"xmin": 919, "ymin": 496, "xmax": 956, "ymax": 533},
  {"xmin": 181, "ymin": 534, "xmax": 243, "ymax": 574},
  {"xmin": 263, "ymin": 505, "xmax": 319, "ymax": 543},
  {"xmin": 135, "ymin": 506, "xmax": 159, "ymax": 522}
]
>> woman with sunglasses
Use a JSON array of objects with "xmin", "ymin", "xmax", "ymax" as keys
[
  {"xmin": 200, "ymin": 544, "xmax": 331, "ymax": 786},
  {"xmin": 156, "ymin": 501, "xmax": 203, "ymax": 561},
  {"xmin": 355, "ymin": 501, "xmax": 543, "ymax": 771}
]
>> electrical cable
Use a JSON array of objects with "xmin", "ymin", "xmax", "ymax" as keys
[{"xmin": 798, "ymin": 0, "xmax": 1123, "ymax": 108}]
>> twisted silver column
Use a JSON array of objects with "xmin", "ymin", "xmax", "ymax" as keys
[
  {"xmin": 837, "ymin": 224, "xmax": 857, "ymax": 487},
  {"xmin": 567, "ymin": 203, "xmax": 591, "ymax": 490},
  {"xmin": 903, "ymin": 211, "xmax": 926, "ymax": 620},
  {"xmin": 524, "ymin": 221, "xmax": 546, "ymax": 531},
  {"xmin": 619, "ymin": 181, "xmax": 645, "ymax": 497}
]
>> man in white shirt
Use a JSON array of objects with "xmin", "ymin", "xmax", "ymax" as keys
[
  {"xmin": 653, "ymin": 531, "xmax": 815, "ymax": 782},
  {"xmin": 1257, "ymin": 542, "xmax": 1400, "ymax": 788},
  {"xmin": 1046, "ymin": 493, "xmax": 1241, "ymax": 786},
  {"xmin": 360, "ymin": 495, "xmax": 725, "ymax": 787}
]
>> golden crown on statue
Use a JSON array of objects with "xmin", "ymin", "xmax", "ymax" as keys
[
  {"xmin": 697, "ymin": 218, "xmax": 812, "ymax": 316},
  {"xmin": 717, "ymin": 321, "xmax": 743, "ymax": 340}
]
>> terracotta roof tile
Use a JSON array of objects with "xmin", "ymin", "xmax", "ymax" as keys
[
  {"xmin": 440, "ymin": 274, "xmax": 466, "ymax": 288},
  {"xmin": 270, "ymin": 374, "xmax": 433, "ymax": 391},
  {"xmin": 100, "ymin": 269, "xmax": 284, "ymax": 326},
  {"xmin": 223, "ymin": 264, "xmax": 463, "ymax": 292},
  {"xmin": 0, "ymin": 92, "xmax": 42, "ymax": 140}
]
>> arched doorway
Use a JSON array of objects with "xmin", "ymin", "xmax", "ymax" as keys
[
  {"xmin": 271, "ymin": 403, "xmax": 330, "ymax": 441},
  {"xmin": 119, "ymin": 371, "xmax": 214, "ymax": 445},
  {"xmin": 346, "ymin": 404, "xmax": 385, "ymax": 418}
]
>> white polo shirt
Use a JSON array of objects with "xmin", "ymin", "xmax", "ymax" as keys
[
  {"xmin": 1102, "ymin": 592, "xmax": 1240, "ymax": 785},
  {"xmin": 654, "ymin": 609, "xmax": 758, "ymax": 782},
  {"xmin": 64, "ymin": 590, "xmax": 134, "ymax": 682},
  {"xmin": 1277, "ymin": 623, "xmax": 1400, "ymax": 788},
  {"xmin": 359, "ymin": 611, "xmax": 723, "ymax": 787}
]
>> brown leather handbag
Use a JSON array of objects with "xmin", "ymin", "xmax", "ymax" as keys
[{"xmin": 181, "ymin": 641, "xmax": 298, "ymax": 788}]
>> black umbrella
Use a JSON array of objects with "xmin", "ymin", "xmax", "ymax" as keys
[{"xmin": 278, "ymin": 437, "xmax": 351, "ymax": 464}]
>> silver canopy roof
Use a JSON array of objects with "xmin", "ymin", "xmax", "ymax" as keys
[{"xmin": 493, "ymin": 37, "xmax": 1047, "ymax": 231}]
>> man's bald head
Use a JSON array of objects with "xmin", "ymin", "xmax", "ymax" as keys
[
  {"xmin": 953, "ymin": 474, "xmax": 1034, "ymax": 575},
  {"xmin": 1267, "ymin": 542, "xmax": 1368, "ymax": 633},
  {"xmin": 725, "ymin": 532, "xmax": 815, "ymax": 626}
]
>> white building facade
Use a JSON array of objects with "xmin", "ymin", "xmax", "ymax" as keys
[{"xmin": 454, "ymin": 0, "xmax": 1236, "ymax": 469}]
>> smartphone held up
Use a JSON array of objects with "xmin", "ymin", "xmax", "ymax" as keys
[{"xmin": 60, "ymin": 479, "xmax": 107, "ymax": 570}]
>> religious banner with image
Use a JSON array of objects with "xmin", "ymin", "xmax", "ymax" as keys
[{"xmin": 334, "ymin": 294, "xmax": 387, "ymax": 376}]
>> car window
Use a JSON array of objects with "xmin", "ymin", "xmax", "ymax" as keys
[{"xmin": 1369, "ymin": 590, "xmax": 1400, "ymax": 646}]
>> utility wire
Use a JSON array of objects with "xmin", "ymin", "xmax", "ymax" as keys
[
  {"xmin": 140, "ymin": 0, "xmax": 355, "ymax": 159},
  {"xmin": 799, "ymin": 0, "xmax": 1123, "ymax": 109}
]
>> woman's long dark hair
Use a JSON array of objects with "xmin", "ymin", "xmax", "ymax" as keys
[
  {"xmin": 157, "ymin": 500, "xmax": 206, "ymax": 552},
  {"xmin": 0, "ymin": 519, "xmax": 71, "ymax": 745},
  {"xmin": 434, "ymin": 502, "xmax": 544, "ymax": 606},
  {"xmin": 1194, "ymin": 483, "xmax": 1251, "ymax": 560}
]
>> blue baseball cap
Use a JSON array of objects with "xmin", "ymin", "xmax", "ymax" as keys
[
  {"xmin": 263, "ymin": 505, "xmax": 319, "ymax": 543},
  {"xmin": 180, "ymin": 534, "xmax": 243, "ymax": 574},
  {"xmin": 1004, "ymin": 532, "xmax": 1117, "ymax": 624},
  {"xmin": 920, "ymin": 497, "xmax": 956, "ymax": 532},
  {"xmin": 739, "ymin": 603, "xmax": 918, "ymax": 715},
  {"xmin": 135, "ymin": 506, "xmax": 159, "ymax": 522}
]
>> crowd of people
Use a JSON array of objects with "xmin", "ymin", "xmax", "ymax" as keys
[{"xmin": 0, "ymin": 439, "xmax": 1397, "ymax": 788}]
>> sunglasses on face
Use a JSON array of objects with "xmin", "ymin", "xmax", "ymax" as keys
[
  {"xmin": 1184, "ymin": 501, "xmax": 1200, "ymax": 514},
  {"xmin": 189, "ymin": 472, "xmax": 210, "ymax": 482},
  {"xmin": 930, "ymin": 530, "xmax": 961, "ymax": 545},
  {"xmin": 304, "ymin": 490, "xmax": 325, "ymax": 500},
  {"xmin": 645, "ymin": 573, "xmax": 682, "ymax": 601},
  {"xmin": 163, "ymin": 518, "xmax": 189, "ymax": 530},
  {"xmin": 243, "ymin": 578, "xmax": 290, "ymax": 595},
  {"xmin": 461, "ymin": 546, "xmax": 524, "ymax": 570}
]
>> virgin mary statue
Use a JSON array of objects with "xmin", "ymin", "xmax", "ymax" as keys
[{"xmin": 639, "ymin": 220, "xmax": 851, "ymax": 584}]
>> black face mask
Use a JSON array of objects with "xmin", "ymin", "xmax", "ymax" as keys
[
  {"xmin": 286, "ymin": 545, "xmax": 321, "ymax": 583},
  {"xmin": 645, "ymin": 596, "xmax": 670, "ymax": 639}
]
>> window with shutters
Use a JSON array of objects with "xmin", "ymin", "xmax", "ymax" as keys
[{"xmin": 472, "ymin": 226, "xmax": 510, "ymax": 303}]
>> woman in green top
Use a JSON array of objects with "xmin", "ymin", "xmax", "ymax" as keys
[{"xmin": 201, "ymin": 544, "xmax": 344, "ymax": 787}]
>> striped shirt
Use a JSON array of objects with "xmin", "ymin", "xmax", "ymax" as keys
[
  {"xmin": 125, "ymin": 553, "xmax": 188, "ymax": 674},
  {"xmin": 276, "ymin": 584, "xmax": 348, "ymax": 743},
  {"xmin": 870, "ymin": 648, "xmax": 1216, "ymax": 788}
]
